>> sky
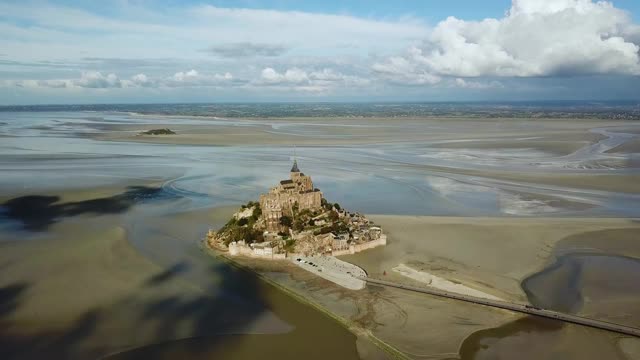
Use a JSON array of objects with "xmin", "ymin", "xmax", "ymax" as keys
[{"xmin": 1, "ymin": 0, "xmax": 640, "ymax": 104}]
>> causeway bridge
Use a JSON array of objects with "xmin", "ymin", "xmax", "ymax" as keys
[{"xmin": 358, "ymin": 277, "xmax": 640, "ymax": 338}]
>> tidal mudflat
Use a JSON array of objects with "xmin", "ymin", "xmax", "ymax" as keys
[
  {"xmin": 1, "ymin": 108, "xmax": 639, "ymax": 359},
  {"xmin": 0, "ymin": 187, "xmax": 363, "ymax": 360},
  {"xmin": 341, "ymin": 216, "xmax": 640, "ymax": 359}
]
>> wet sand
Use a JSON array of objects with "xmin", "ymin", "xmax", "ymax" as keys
[
  {"xmin": 2, "ymin": 111, "xmax": 640, "ymax": 359},
  {"xmin": 425, "ymin": 130, "xmax": 607, "ymax": 156},
  {"xmin": 228, "ymin": 224, "xmax": 640, "ymax": 360},
  {"xmin": 391, "ymin": 264, "xmax": 502, "ymax": 300},
  {"xmin": 225, "ymin": 253, "xmax": 510, "ymax": 360},
  {"xmin": 422, "ymin": 166, "xmax": 640, "ymax": 194},
  {"xmin": 458, "ymin": 316, "xmax": 636, "ymax": 360},
  {"xmin": 96, "ymin": 116, "xmax": 626, "ymax": 149},
  {"xmin": 0, "ymin": 186, "xmax": 364, "ymax": 360},
  {"xmin": 336, "ymin": 215, "xmax": 640, "ymax": 359},
  {"xmin": 607, "ymin": 138, "xmax": 640, "ymax": 154},
  {"xmin": 458, "ymin": 226, "xmax": 640, "ymax": 360},
  {"xmin": 93, "ymin": 116, "xmax": 640, "ymax": 196},
  {"xmin": 343, "ymin": 216, "xmax": 640, "ymax": 301},
  {"xmin": 1, "ymin": 190, "xmax": 638, "ymax": 360}
]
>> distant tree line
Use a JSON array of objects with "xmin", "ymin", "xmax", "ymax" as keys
[{"xmin": 139, "ymin": 128, "xmax": 176, "ymax": 135}]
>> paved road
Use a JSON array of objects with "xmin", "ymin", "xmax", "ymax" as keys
[
  {"xmin": 292, "ymin": 256, "xmax": 367, "ymax": 290},
  {"xmin": 360, "ymin": 277, "xmax": 640, "ymax": 338}
]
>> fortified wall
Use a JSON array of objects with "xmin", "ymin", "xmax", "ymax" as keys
[
  {"xmin": 331, "ymin": 235, "xmax": 387, "ymax": 256},
  {"xmin": 228, "ymin": 240, "xmax": 287, "ymax": 260}
]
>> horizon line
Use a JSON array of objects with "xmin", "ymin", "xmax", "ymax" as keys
[{"xmin": 1, "ymin": 99, "xmax": 640, "ymax": 108}]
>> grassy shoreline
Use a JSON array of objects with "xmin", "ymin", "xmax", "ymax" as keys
[{"xmin": 201, "ymin": 240, "xmax": 409, "ymax": 360}]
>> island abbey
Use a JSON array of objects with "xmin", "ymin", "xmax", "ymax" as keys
[
  {"xmin": 207, "ymin": 158, "xmax": 386, "ymax": 259},
  {"xmin": 260, "ymin": 159, "xmax": 323, "ymax": 232}
]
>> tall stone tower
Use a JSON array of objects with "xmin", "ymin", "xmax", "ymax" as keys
[
  {"xmin": 289, "ymin": 159, "xmax": 312, "ymax": 191},
  {"xmin": 259, "ymin": 158, "xmax": 323, "ymax": 232},
  {"xmin": 291, "ymin": 159, "xmax": 300, "ymax": 174}
]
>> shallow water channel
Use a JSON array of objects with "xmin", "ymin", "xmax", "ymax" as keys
[{"xmin": 460, "ymin": 252, "xmax": 640, "ymax": 360}]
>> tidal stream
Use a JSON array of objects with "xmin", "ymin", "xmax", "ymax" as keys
[{"xmin": 1, "ymin": 110, "xmax": 639, "ymax": 359}]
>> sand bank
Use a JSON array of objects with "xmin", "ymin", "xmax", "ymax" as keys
[
  {"xmin": 607, "ymin": 137, "xmax": 640, "ymax": 154},
  {"xmin": 91, "ymin": 116, "xmax": 640, "ymax": 196},
  {"xmin": 333, "ymin": 215, "xmax": 640, "ymax": 359},
  {"xmin": 202, "ymin": 211, "xmax": 640, "ymax": 359},
  {"xmin": 0, "ymin": 186, "xmax": 364, "ymax": 360},
  {"xmin": 392, "ymin": 264, "xmax": 502, "ymax": 300},
  {"xmin": 343, "ymin": 215, "xmax": 640, "ymax": 301},
  {"xmin": 94, "ymin": 116, "xmax": 630, "ymax": 148}
]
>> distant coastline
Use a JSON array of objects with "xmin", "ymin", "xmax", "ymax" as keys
[{"xmin": 2, "ymin": 101, "xmax": 640, "ymax": 120}]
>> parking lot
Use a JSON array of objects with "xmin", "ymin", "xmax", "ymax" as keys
[{"xmin": 291, "ymin": 255, "xmax": 367, "ymax": 290}]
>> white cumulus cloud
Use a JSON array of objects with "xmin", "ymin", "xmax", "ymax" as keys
[
  {"xmin": 4, "ymin": 70, "xmax": 236, "ymax": 89},
  {"xmin": 373, "ymin": 0, "xmax": 640, "ymax": 84},
  {"xmin": 310, "ymin": 68, "xmax": 349, "ymax": 81},
  {"xmin": 254, "ymin": 66, "xmax": 369, "ymax": 93},
  {"xmin": 166, "ymin": 70, "xmax": 234, "ymax": 87},
  {"xmin": 372, "ymin": 54, "xmax": 442, "ymax": 85},
  {"xmin": 454, "ymin": 78, "xmax": 503, "ymax": 89},
  {"xmin": 8, "ymin": 71, "xmax": 124, "ymax": 89},
  {"xmin": 260, "ymin": 67, "xmax": 309, "ymax": 84},
  {"xmin": 172, "ymin": 69, "xmax": 199, "ymax": 82},
  {"xmin": 131, "ymin": 73, "xmax": 152, "ymax": 87},
  {"xmin": 74, "ymin": 71, "xmax": 122, "ymax": 88},
  {"xmin": 1, "ymin": 0, "xmax": 639, "ymax": 100}
]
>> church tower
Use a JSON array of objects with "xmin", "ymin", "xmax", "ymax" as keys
[
  {"xmin": 290, "ymin": 159, "xmax": 300, "ymax": 174},
  {"xmin": 290, "ymin": 145, "xmax": 300, "ymax": 175},
  {"xmin": 259, "ymin": 155, "xmax": 323, "ymax": 232}
]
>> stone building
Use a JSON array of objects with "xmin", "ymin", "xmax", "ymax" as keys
[{"xmin": 259, "ymin": 159, "xmax": 323, "ymax": 232}]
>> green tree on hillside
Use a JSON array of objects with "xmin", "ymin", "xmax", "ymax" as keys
[{"xmin": 279, "ymin": 215, "xmax": 293, "ymax": 228}]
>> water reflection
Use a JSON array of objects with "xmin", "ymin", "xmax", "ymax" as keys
[
  {"xmin": 461, "ymin": 253, "xmax": 640, "ymax": 359},
  {"xmin": 2, "ymin": 111, "xmax": 639, "ymax": 217}
]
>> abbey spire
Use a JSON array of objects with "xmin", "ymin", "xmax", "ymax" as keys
[{"xmin": 290, "ymin": 159, "xmax": 300, "ymax": 173}]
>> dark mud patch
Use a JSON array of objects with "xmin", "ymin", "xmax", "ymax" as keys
[{"xmin": 0, "ymin": 186, "xmax": 179, "ymax": 231}]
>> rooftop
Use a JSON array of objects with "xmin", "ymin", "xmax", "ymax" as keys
[{"xmin": 291, "ymin": 159, "xmax": 300, "ymax": 173}]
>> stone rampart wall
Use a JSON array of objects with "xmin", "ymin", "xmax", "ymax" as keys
[
  {"xmin": 353, "ymin": 235, "xmax": 387, "ymax": 252},
  {"xmin": 228, "ymin": 243, "xmax": 287, "ymax": 260},
  {"xmin": 331, "ymin": 235, "xmax": 387, "ymax": 256},
  {"xmin": 331, "ymin": 249, "xmax": 353, "ymax": 256}
]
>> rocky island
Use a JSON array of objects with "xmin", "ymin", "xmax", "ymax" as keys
[
  {"xmin": 206, "ymin": 159, "xmax": 386, "ymax": 260},
  {"xmin": 139, "ymin": 128, "xmax": 176, "ymax": 135}
]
